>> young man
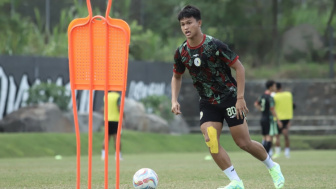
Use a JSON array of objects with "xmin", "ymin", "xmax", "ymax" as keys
[
  {"xmin": 171, "ymin": 5, "xmax": 284, "ymax": 189},
  {"xmin": 101, "ymin": 91, "xmax": 123, "ymax": 161},
  {"xmin": 272, "ymin": 82, "xmax": 294, "ymax": 158},
  {"xmin": 254, "ymin": 80, "xmax": 282, "ymax": 155}
]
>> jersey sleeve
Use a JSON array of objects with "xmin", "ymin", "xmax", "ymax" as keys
[
  {"xmin": 173, "ymin": 47, "xmax": 186, "ymax": 74},
  {"xmin": 214, "ymin": 39, "xmax": 239, "ymax": 67},
  {"xmin": 269, "ymin": 96, "xmax": 275, "ymax": 108}
]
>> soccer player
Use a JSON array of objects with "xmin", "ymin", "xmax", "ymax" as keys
[
  {"xmin": 171, "ymin": 5, "xmax": 284, "ymax": 189},
  {"xmin": 272, "ymin": 82, "xmax": 294, "ymax": 158},
  {"xmin": 254, "ymin": 80, "xmax": 283, "ymax": 155},
  {"xmin": 101, "ymin": 91, "xmax": 123, "ymax": 161}
]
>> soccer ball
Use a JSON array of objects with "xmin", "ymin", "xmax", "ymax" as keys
[{"xmin": 133, "ymin": 168, "xmax": 159, "ymax": 189}]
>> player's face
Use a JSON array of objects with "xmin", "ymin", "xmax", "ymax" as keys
[
  {"xmin": 179, "ymin": 17, "xmax": 202, "ymax": 39},
  {"xmin": 270, "ymin": 83, "xmax": 277, "ymax": 92}
]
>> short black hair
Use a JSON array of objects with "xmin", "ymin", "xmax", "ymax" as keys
[
  {"xmin": 265, "ymin": 80, "xmax": 275, "ymax": 89},
  {"xmin": 276, "ymin": 82, "xmax": 282, "ymax": 90},
  {"xmin": 177, "ymin": 5, "xmax": 201, "ymax": 21}
]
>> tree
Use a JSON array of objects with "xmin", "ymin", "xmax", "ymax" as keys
[{"xmin": 324, "ymin": 0, "xmax": 336, "ymax": 40}]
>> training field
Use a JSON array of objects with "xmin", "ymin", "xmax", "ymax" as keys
[{"xmin": 1, "ymin": 150, "xmax": 335, "ymax": 189}]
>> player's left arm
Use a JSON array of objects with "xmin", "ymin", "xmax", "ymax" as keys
[
  {"xmin": 254, "ymin": 98, "xmax": 262, "ymax": 111},
  {"xmin": 270, "ymin": 107, "xmax": 283, "ymax": 128},
  {"xmin": 230, "ymin": 59, "xmax": 249, "ymax": 119},
  {"xmin": 270, "ymin": 97, "xmax": 283, "ymax": 128},
  {"xmin": 116, "ymin": 95, "xmax": 126, "ymax": 121}
]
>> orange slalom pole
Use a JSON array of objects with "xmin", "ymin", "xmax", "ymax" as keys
[
  {"xmin": 115, "ymin": 90, "xmax": 125, "ymax": 189},
  {"xmin": 87, "ymin": 13, "xmax": 94, "ymax": 188},
  {"xmin": 104, "ymin": 11, "xmax": 110, "ymax": 189},
  {"xmin": 71, "ymin": 89, "xmax": 81, "ymax": 189},
  {"xmin": 116, "ymin": 21, "xmax": 130, "ymax": 188},
  {"xmin": 104, "ymin": 90, "xmax": 109, "ymax": 189},
  {"xmin": 115, "ymin": 36, "xmax": 129, "ymax": 188},
  {"xmin": 88, "ymin": 90, "xmax": 93, "ymax": 189}
]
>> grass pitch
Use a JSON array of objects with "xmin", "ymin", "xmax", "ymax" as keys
[{"xmin": 1, "ymin": 150, "xmax": 335, "ymax": 189}]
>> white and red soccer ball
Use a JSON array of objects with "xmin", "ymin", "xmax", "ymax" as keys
[{"xmin": 133, "ymin": 168, "xmax": 159, "ymax": 189}]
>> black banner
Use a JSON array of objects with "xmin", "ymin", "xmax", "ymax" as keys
[{"xmin": 0, "ymin": 55, "xmax": 173, "ymax": 119}]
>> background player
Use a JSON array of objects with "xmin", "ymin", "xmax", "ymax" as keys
[
  {"xmin": 254, "ymin": 80, "xmax": 282, "ymax": 154},
  {"xmin": 272, "ymin": 82, "xmax": 294, "ymax": 158},
  {"xmin": 101, "ymin": 91, "xmax": 124, "ymax": 160}
]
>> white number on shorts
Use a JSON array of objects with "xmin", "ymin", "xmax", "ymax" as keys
[{"xmin": 226, "ymin": 106, "xmax": 237, "ymax": 117}]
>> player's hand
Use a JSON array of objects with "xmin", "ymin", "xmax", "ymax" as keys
[
  {"xmin": 171, "ymin": 101, "xmax": 182, "ymax": 115},
  {"xmin": 277, "ymin": 120, "xmax": 283, "ymax": 128},
  {"xmin": 236, "ymin": 98, "xmax": 249, "ymax": 119}
]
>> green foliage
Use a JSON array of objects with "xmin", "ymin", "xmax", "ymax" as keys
[
  {"xmin": 0, "ymin": 0, "xmax": 10, "ymax": 6},
  {"xmin": 0, "ymin": 0, "xmax": 335, "ymax": 77},
  {"xmin": 0, "ymin": 11, "xmax": 33, "ymax": 55},
  {"xmin": 140, "ymin": 95, "xmax": 174, "ymax": 122},
  {"xmin": 0, "ymin": 0, "xmax": 96, "ymax": 56},
  {"xmin": 129, "ymin": 20, "xmax": 184, "ymax": 62},
  {"xmin": 279, "ymin": 0, "xmax": 334, "ymax": 33},
  {"xmin": 26, "ymin": 82, "xmax": 71, "ymax": 111}
]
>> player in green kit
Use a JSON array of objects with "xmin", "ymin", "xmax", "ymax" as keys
[
  {"xmin": 170, "ymin": 5, "xmax": 285, "ymax": 189},
  {"xmin": 254, "ymin": 80, "xmax": 282, "ymax": 155}
]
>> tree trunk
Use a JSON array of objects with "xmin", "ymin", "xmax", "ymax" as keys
[
  {"xmin": 324, "ymin": 0, "xmax": 336, "ymax": 41},
  {"xmin": 272, "ymin": 0, "xmax": 279, "ymax": 65}
]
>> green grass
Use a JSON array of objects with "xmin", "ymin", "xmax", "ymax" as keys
[
  {"xmin": 0, "ymin": 130, "xmax": 336, "ymax": 158},
  {"xmin": 0, "ymin": 131, "xmax": 336, "ymax": 188},
  {"xmin": 0, "ymin": 151, "xmax": 335, "ymax": 188}
]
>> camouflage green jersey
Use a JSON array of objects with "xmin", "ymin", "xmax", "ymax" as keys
[
  {"xmin": 173, "ymin": 34, "xmax": 239, "ymax": 104},
  {"xmin": 257, "ymin": 91, "xmax": 275, "ymax": 119}
]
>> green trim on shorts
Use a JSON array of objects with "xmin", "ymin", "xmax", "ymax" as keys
[{"xmin": 269, "ymin": 119, "xmax": 278, "ymax": 136}]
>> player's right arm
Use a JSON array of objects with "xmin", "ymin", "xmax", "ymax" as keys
[
  {"xmin": 171, "ymin": 47, "xmax": 185, "ymax": 115},
  {"xmin": 171, "ymin": 73, "xmax": 182, "ymax": 115}
]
